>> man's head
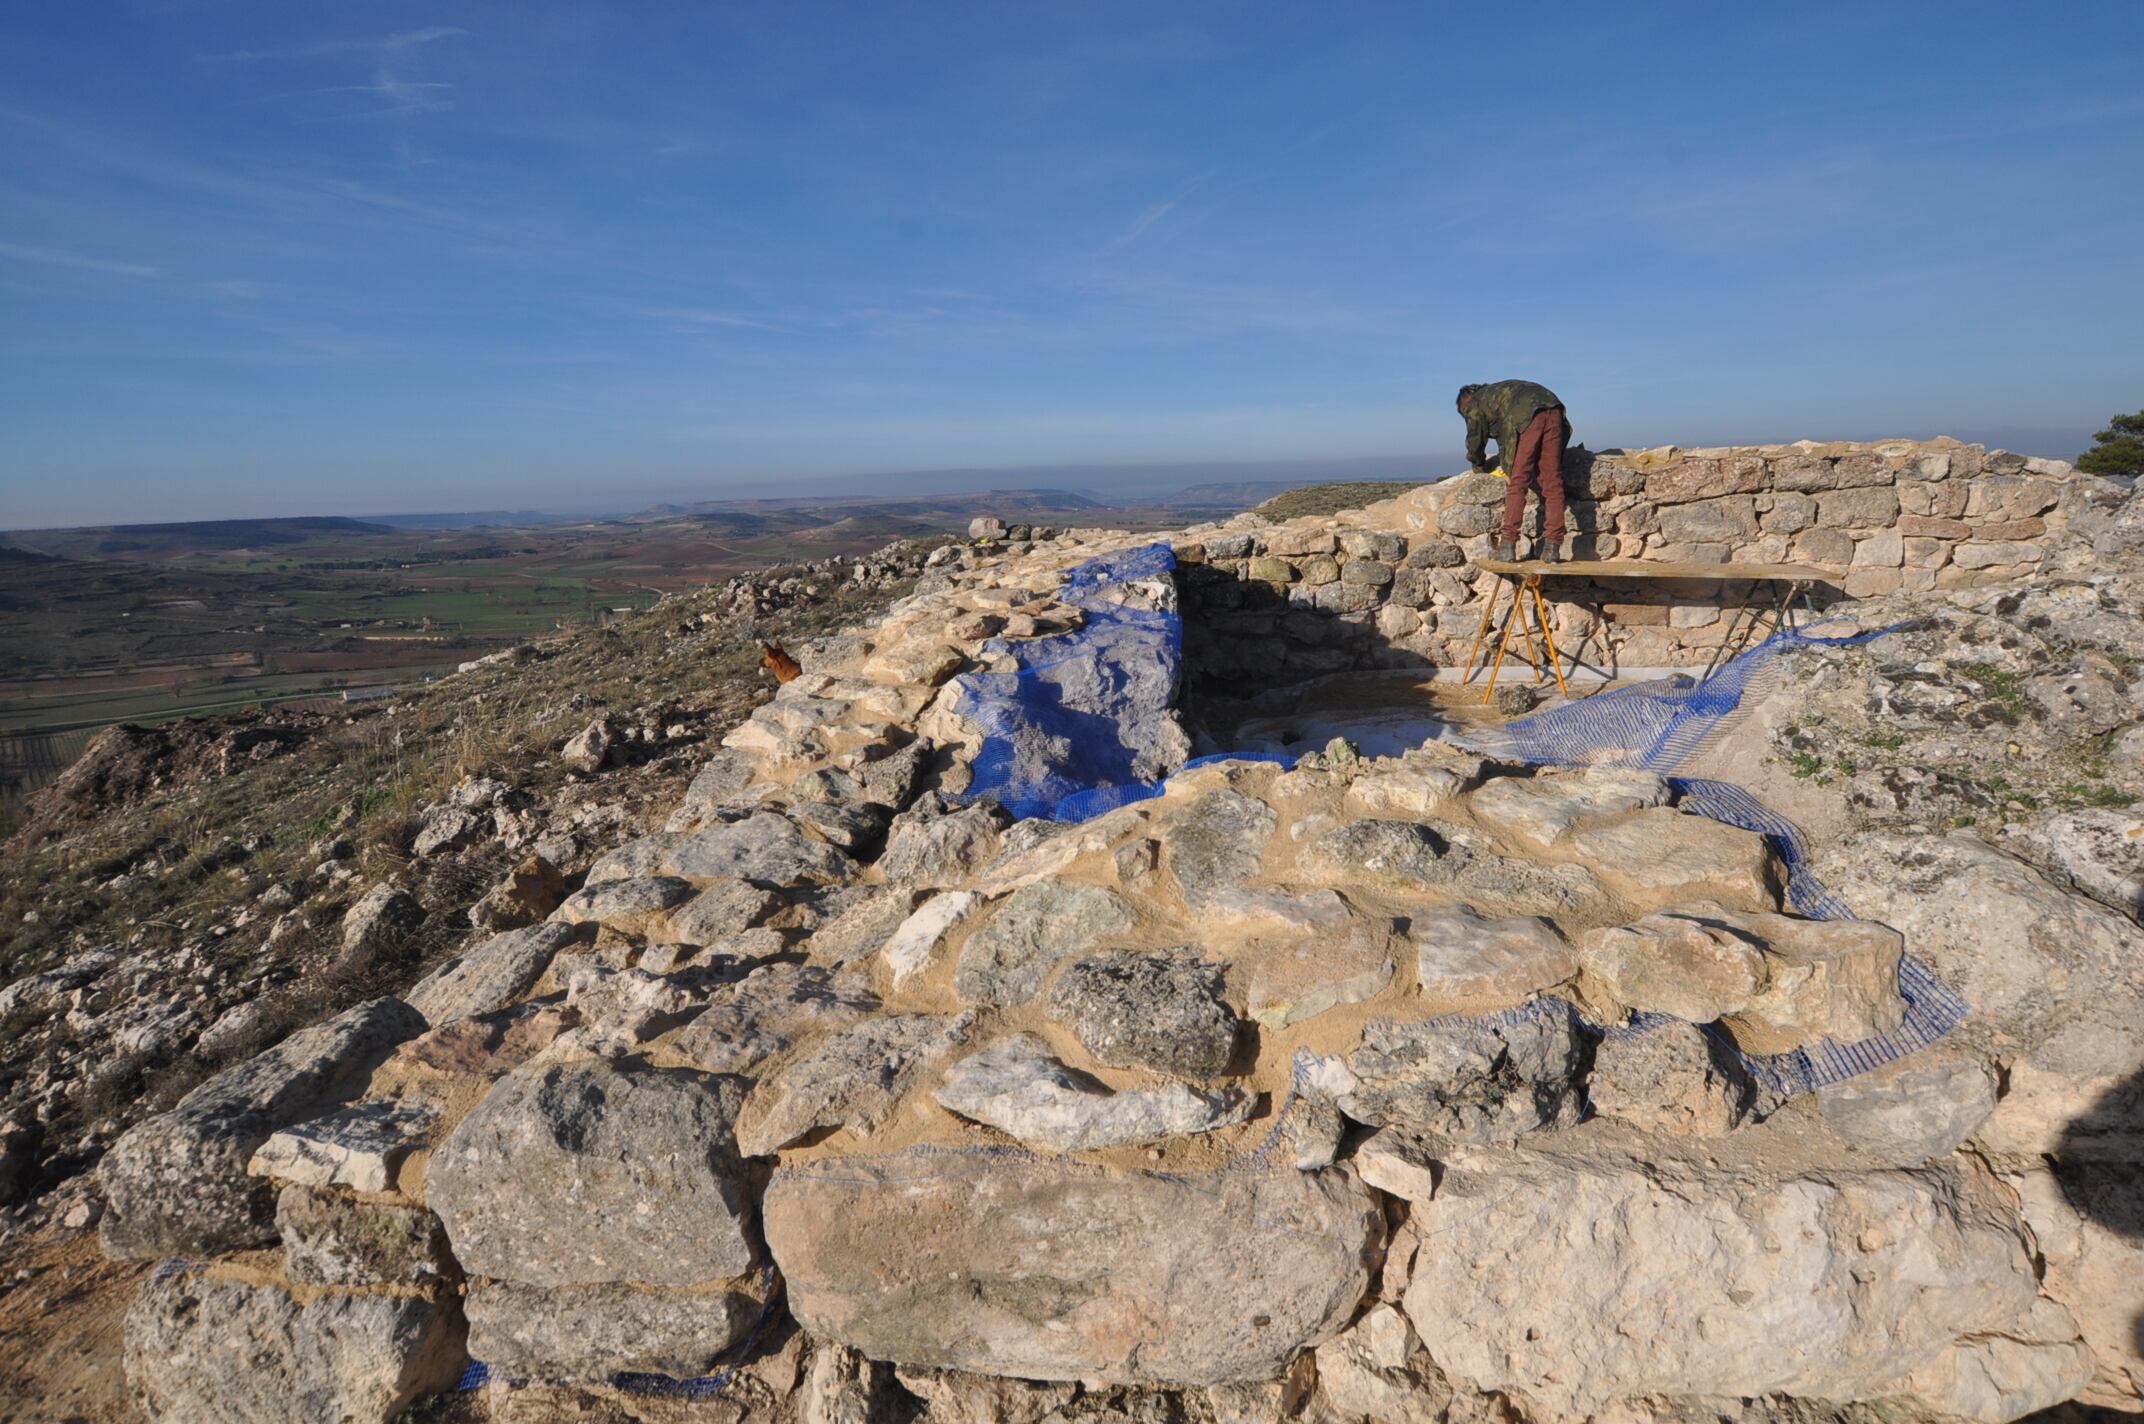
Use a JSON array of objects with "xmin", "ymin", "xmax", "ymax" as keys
[{"xmin": 1456, "ymin": 383, "xmax": 1484, "ymax": 414}]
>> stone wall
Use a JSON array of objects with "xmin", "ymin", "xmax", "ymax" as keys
[{"xmin": 1175, "ymin": 438, "xmax": 2095, "ymax": 685}]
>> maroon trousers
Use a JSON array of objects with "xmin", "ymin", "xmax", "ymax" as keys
[{"xmin": 1499, "ymin": 405, "xmax": 1569, "ymax": 545}]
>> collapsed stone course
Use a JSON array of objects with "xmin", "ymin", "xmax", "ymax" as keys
[{"xmin": 88, "ymin": 445, "xmax": 2144, "ymax": 1422}]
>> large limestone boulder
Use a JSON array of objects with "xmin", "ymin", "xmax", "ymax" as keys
[
  {"xmin": 1403, "ymin": 1138, "xmax": 2092, "ymax": 1421},
  {"xmin": 125, "ymin": 1270, "xmax": 463, "ymax": 1423},
  {"xmin": 1815, "ymin": 831, "xmax": 2144, "ymax": 1162},
  {"xmin": 100, "ymin": 997, "xmax": 424, "ymax": 1259},
  {"xmin": 954, "ymin": 881, "xmax": 1135, "ymax": 1006},
  {"xmin": 766, "ymin": 1154, "xmax": 1381, "ymax": 1385},
  {"xmin": 426, "ymin": 1061, "xmax": 754, "ymax": 1287}
]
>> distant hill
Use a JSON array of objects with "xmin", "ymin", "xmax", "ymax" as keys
[
  {"xmin": 357, "ymin": 511, "xmax": 575, "ymax": 530},
  {"xmin": 5, "ymin": 516, "xmax": 397, "ymax": 561}
]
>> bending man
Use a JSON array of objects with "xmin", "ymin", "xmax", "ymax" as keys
[{"xmin": 1457, "ymin": 379, "xmax": 1570, "ymax": 563}]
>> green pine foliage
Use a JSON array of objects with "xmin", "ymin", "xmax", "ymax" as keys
[{"xmin": 2077, "ymin": 409, "xmax": 2144, "ymax": 478}]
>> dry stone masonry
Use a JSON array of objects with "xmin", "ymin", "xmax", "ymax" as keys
[{"xmin": 92, "ymin": 439, "xmax": 2144, "ymax": 1422}]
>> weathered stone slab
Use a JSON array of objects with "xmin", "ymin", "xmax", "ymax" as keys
[
  {"xmin": 737, "ymin": 1012, "xmax": 974, "ymax": 1157},
  {"xmin": 1403, "ymin": 1142, "xmax": 2091, "ymax": 1419},
  {"xmin": 1409, "ymin": 905, "xmax": 1575, "ymax": 1004},
  {"xmin": 1045, "ymin": 950, "xmax": 1238, "ymax": 1076},
  {"xmin": 100, "ymin": 997, "xmax": 424, "ymax": 1260},
  {"xmin": 248, "ymin": 1098, "xmax": 441, "ymax": 1193},
  {"xmin": 1467, "ymin": 769, "xmax": 1672, "ymax": 851},
  {"xmin": 934, "ymin": 1034, "xmax": 1250, "ymax": 1152},
  {"xmin": 125, "ymin": 1270, "xmax": 463, "ymax": 1423},
  {"xmin": 1245, "ymin": 917, "xmax": 1396, "ymax": 1029},
  {"xmin": 277, "ymin": 1186, "xmax": 452, "ymax": 1286},
  {"xmin": 1161, "ymin": 789, "xmax": 1276, "ymax": 908},
  {"xmin": 882, "ymin": 890, "xmax": 981, "ymax": 987},
  {"xmin": 587, "ymin": 813, "xmax": 853, "ymax": 889},
  {"xmin": 1719, "ymin": 909, "xmax": 1907, "ymax": 1052},
  {"xmin": 406, "ymin": 921, "xmax": 586, "ymax": 1026},
  {"xmin": 389, "ymin": 1003, "xmax": 568, "ymax": 1078},
  {"xmin": 464, "ymin": 1280, "xmax": 754, "ymax": 1382},
  {"xmin": 663, "ymin": 879, "xmax": 781, "ymax": 946},
  {"xmin": 1579, "ymin": 911, "xmax": 1768, "ymax": 1023},
  {"xmin": 1587, "ymin": 1020, "xmax": 1753, "ymax": 1134},
  {"xmin": 667, "ymin": 963, "xmax": 880, "ymax": 1076},
  {"xmin": 955, "ymin": 882, "xmax": 1136, "ymax": 1006},
  {"xmin": 880, "ymin": 799, "xmax": 1009, "ymax": 890},
  {"xmin": 427, "ymin": 1061, "xmax": 753, "ymax": 1287},
  {"xmin": 553, "ymin": 874, "xmax": 694, "ymax": 932},
  {"xmin": 1565, "ymin": 808, "xmax": 1780, "ymax": 912},
  {"xmin": 1340, "ymin": 1008, "xmax": 1584, "ymax": 1142},
  {"xmin": 1299, "ymin": 819, "xmax": 1458, "ymax": 890},
  {"xmin": 766, "ymin": 1153, "xmax": 1381, "ymax": 1385}
]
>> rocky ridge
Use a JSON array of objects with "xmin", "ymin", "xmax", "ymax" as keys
[{"xmin": 9, "ymin": 445, "xmax": 2144, "ymax": 1423}]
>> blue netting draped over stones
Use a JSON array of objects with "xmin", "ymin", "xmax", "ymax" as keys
[
  {"xmin": 1459, "ymin": 624, "xmax": 1967, "ymax": 1095},
  {"xmin": 956, "ymin": 543, "xmax": 1288, "ymax": 822}
]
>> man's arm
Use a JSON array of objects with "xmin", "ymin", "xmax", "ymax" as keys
[{"xmin": 1464, "ymin": 407, "xmax": 1491, "ymax": 471}]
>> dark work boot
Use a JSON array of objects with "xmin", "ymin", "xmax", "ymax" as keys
[
  {"xmin": 1540, "ymin": 542, "xmax": 1563, "ymax": 564},
  {"xmin": 1494, "ymin": 540, "xmax": 1516, "ymax": 562}
]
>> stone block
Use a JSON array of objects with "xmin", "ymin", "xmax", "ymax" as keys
[
  {"xmin": 1296, "ymin": 555, "xmax": 1340, "ymax": 586},
  {"xmin": 125, "ymin": 1270, "xmax": 464, "ymax": 1424},
  {"xmin": 1264, "ymin": 528, "xmax": 1338, "ymax": 557},
  {"xmin": 1953, "ymin": 541, "xmax": 2043, "ymax": 570},
  {"xmin": 464, "ymin": 1280, "xmax": 754, "ymax": 1381},
  {"xmin": 765, "ymin": 1153, "xmax": 1381, "ymax": 1385},
  {"xmin": 1843, "ymin": 568, "xmax": 1903, "ymax": 598},
  {"xmin": 1770, "ymin": 456, "xmax": 1837, "ymax": 492},
  {"xmin": 1852, "ymin": 531, "xmax": 1905, "ymax": 568},
  {"xmin": 100, "ymin": 998, "xmax": 424, "ymax": 1260},
  {"xmin": 1404, "ymin": 1144, "xmax": 2089, "ymax": 1418},
  {"xmin": 1579, "ymin": 912, "xmax": 1767, "ymax": 1021},
  {"xmin": 427, "ymin": 1061, "xmax": 754, "ymax": 1287},
  {"xmin": 248, "ymin": 1098, "xmax": 439, "ymax": 1194},
  {"xmin": 1759, "ymin": 491, "xmax": 1816, "ymax": 533},
  {"xmin": 1900, "ymin": 481, "xmax": 1969, "ymax": 518},
  {"xmin": 1403, "ymin": 539, "xmax": 1465, "ymax": 568},
  {"xmin": 1792, "ymin": 527, "xmax": 1855, "ymax": 566},
  {"xmin": 1248, "ymin": 556, "xmax": 1294, "ymax": 583},
  {"xmin": 1436, "ymin": 503, "xmax": 1495, "ymax": 538},
  {"xmin": 1410, "ymin": 905, "xmax": 1576, "ymax": 1004},
  {"xmin": 1341, "ymin": 558, "xmax": 1394, "ymax": 587},
  {"xmin": 1897, "ymin": 513, "xmax": 1970, "ymax": 538},
  {"xmin": 1902, "ymin": 537, "xmax": 1952, "ymax": 570},
  {"xmin": 1830, "ymin": 453, "xmax": 1894, "ymax": 488},
  {"xmin": 1602, "ymin": 601, "xmax": 1667, "ymax": 626},
  {"xmin": 277, "ymin": 1186, "xmax": 453, "ymax": 1286},
  {"xmin": 1341, "ymin": 530, "xmax": 1405, "ymax": 560},
  {"xmin": 1973, "ymin": 516, "xmax": 2047, "ymax": 541},
  {"xmin": 1589, "ymin": 1020, "xmax": 1754, "ymax": 1134},
  {"xmin": 1815, "ymin": 486, "xmax": 1899, "ymax": 528},
  {"xmin": 1656, "ymin": 496, "xmax": 1758, "ymax": 544},
  {"xmin": 1669, "ymin": 604, "xmax": 1719, "ymax": 628}
]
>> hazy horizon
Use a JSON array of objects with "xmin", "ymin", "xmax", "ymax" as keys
[{"xmin": 4, "ymin": 3, "xmax": 2140, "ymax": 529}]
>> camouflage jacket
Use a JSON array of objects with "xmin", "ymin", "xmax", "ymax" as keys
[{"xmin": 1462, "ymin": 379, "xmax": 1565, "ymax": 473}]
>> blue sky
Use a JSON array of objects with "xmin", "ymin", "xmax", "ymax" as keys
[{"xmin": 3, "ymin": 2, "xmax": 2141, "ymax": 528}]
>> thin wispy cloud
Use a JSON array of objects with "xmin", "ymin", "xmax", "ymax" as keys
[
  {"xmin": 0, "ymin": 242, "xmax": 162, "ymax": 278},
  {"xmin": 200, "ymin": 27, "xmax": 469, "ymax": 64},
  {"xmin": 1099, "ymin": 201, "xmax": 1175, "ymax": 257}
]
